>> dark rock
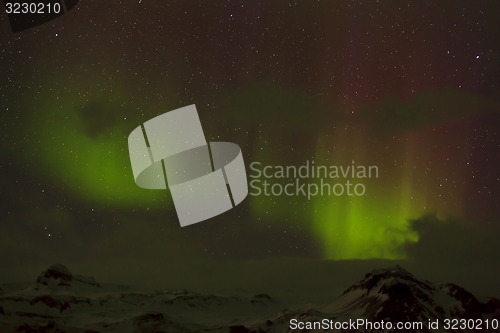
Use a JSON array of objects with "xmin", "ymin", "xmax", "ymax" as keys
[
  {"xmin": 135, "ymin": 312, "xmax": 164, "ymax": 322},
  {"xmin": 251, "ymin": 293, "xmax": 273, "ymax": 305},
  {"xmin": 229, "ymin": 325, "xmax": 253, "ymax": 333},
  {"xmin": 133, "ymin": 312, "xmax": 166, "ymax": 328},
  {"xmin": 14, "ymin": 312, "xmax": 53, "ymax": 319},
  {"xmin": 15, "ymin": 320, "xmax": 63, "ymax": 333},
  {"xmin": 441, "ymin": 283, "xmax": 482, "ymax": 318},
  {"xmin": 35, "ymin": 264, "xmax": 101, "ymax": 288},
  {"xmin": 36, "ymin": 264, "xmax": 72, "ymax": 286},
  {"xmin": 254, "ymin": 294, "xmax": 272, "ymax": 301},
  {"xmin": 29, "ymin": 295, "xmax": 70, "ymax": 313},
  {"xmin": 132, "ymin": 312, "xmax": 186, "ymax": 332},
  {"xmin": 481, "ymin": 297, "xmax": 500, "ymax": 319}
]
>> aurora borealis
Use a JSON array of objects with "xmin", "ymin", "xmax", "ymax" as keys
[{"xmin": 0, "ymin": 0, "xmax": 499, "ymax": 296}]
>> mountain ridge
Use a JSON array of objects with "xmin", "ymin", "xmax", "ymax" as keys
[{"xmin": 0, "ymin": 264, "xmax": 498, "ymax": 332}]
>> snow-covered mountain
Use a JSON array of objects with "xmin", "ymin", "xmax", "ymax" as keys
[
  {"xmin": 0, "ymin": 264, "xmax": 498, "ymax": 332},
  {"xmin": 321, "ymin": 265, "xmax": 500, "ymax": 332}
]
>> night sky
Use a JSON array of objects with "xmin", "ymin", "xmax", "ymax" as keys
[{"xmin": 0, "ymin": 1, "xmax": 499, "ymax": 297}]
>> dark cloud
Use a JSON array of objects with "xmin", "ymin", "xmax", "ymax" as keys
[
  {"xmin": 402, "ymin": 214, "xmax": 500, "ymax": 297},
  {"xmin": 404, "ymin": 214, "xmax": 499, "ymax": 264},
  {"xmin": 77, "ymin": 100, "xmax": 126, "ymax": 138}
]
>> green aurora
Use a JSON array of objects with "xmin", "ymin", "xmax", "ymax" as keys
[
  {"xmin": 21, "ymin": 77, "xmax": 486, "ymax": 261},
  {"xmin": 25, "ymin": 79, "xmax": 168, "ymax": 207}
]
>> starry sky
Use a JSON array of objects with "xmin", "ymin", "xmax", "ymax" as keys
[{"xmin": 0, "ymin": 1, "xmax": 499, "ymax": 296}]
